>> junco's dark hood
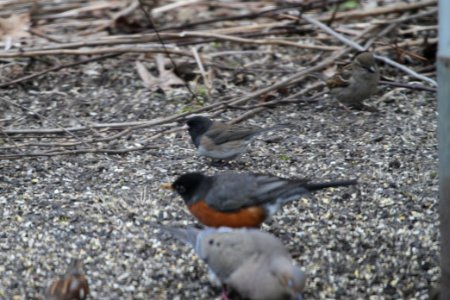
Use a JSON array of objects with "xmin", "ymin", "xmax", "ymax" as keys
[{"xmin": 186, "ymin": 116, "xmax": 213, "ymax": 147}]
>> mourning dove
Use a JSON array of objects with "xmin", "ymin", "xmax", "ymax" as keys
[{"xmin": 161, "ymin": 226, "xmax": 307, "ymax": 300}]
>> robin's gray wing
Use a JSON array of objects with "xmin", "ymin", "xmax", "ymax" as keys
[{"xmin": 204, "ymin": 172, "xmax": 308, "ymax": 212}]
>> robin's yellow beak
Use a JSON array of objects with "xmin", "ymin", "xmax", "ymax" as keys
[{"xmin": 160, "ymin": 183, "xmax": 174, "ymax": 190}]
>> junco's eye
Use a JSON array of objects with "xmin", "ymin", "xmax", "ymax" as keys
[{"xmin": 177, "ymin": 185, "xmax": 186, "ymax": 194}]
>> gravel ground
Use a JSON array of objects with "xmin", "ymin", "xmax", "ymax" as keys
[{"xmin": 0, "ymin": 48, "xmax": 439, "ymax": 300}]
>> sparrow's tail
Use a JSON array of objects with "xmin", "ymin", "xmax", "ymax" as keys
[{"xmin": 304, "ymin": 179, "xmax": 358, "ymax": 192}]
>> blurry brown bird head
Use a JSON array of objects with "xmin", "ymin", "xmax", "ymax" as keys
[
  {"xmin": 66, "ymin": 258, "xmax": 83, "ymax": 275},
  {"xmin": 353, "ymin": 51, "xmax": 378, "ymax": 74},
  {"xmin": 185, "ymin": 116, "xmax": 213, "ymax": 147},
  {"xmin": 46, "ymin": 258, "xmax": 89, "ymax": 300}
]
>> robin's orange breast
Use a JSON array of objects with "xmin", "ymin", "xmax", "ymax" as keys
[{"xmin": 188, "ymin": 200, "xmax": 266, "ymax": 228}]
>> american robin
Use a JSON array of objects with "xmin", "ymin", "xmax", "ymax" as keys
[
  {"xmin": 45, "ymin": 258, "xmax": 89, "ymax": 300},
  {"xmin": 162, "ymin": 171, "xmax": 357, "ymax": 228},
  {"xmin": 325, "ymin": 51, "xmax": 380, "ymax": 111},
  {"xmin": 184, "ymin": 116, "xmax": 289, "ymax": 162},
  {"xmin": 160, "ymin": 226, "xmax": 307, "ymax": 300}
]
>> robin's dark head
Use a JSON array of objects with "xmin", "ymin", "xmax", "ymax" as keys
[
  {"xmin": 185, "ymin": 116, "xmax": 213, "ymax": 147},
  {"xmin": 172, "ymin": 172, "xmax": 211, "ymax": 205}
]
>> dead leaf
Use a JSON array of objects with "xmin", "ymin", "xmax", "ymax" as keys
[
  {"xmin": 135, "ymin": 54, "xmax": 185, "ymax": 92},
  {"xmin": 0, "ymin": 13, "xmax": 30, "ymax": 50}
]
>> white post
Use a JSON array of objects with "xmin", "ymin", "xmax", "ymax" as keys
[{"xmin": 438, "ymin": 0, "xmax": 450, "ymax": 298}]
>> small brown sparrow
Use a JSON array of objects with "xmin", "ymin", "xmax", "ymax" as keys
[
  {"xmin": 45, "ymin": 259, "xmax": 89, "ymax": 300},
  {"xmin": 326, "ymin": 51, "xmax": 380, "ymax": 111}
]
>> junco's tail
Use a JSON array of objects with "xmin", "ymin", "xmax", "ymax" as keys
[
  {"xmin": 256, "ymin": 123, "xmax": 293, "ymax": 135},
  {"xmin": 304, "ymin": 179, "xmax": 357, "ymax": 192}
]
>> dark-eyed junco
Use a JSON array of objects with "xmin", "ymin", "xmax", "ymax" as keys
[
  {"xmin": 184, "ymin": 116, "xmax": 289, "ymax": 162},
  {"xmin": 161, "ymin": 226, "xmax": 307, "ymax": 300},
  {"xmin": 326, "ymin": 51, "xmax": 380, "ymax": 111},
  {"xmin": 162, "ymin": 171, "xmax": 357, "ymax": 228},
  {"xmin": 45, "ymin": 259, "xmax": 89, "ymax": 300}
]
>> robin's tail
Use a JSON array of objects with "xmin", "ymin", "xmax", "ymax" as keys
[
  {"xmin": 304, "ymin": 179, "xmax": 358, "ymax": 192},
  {"xmin": 273, "ymin": 179, "xmax": 357, "ymax": 208}
]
